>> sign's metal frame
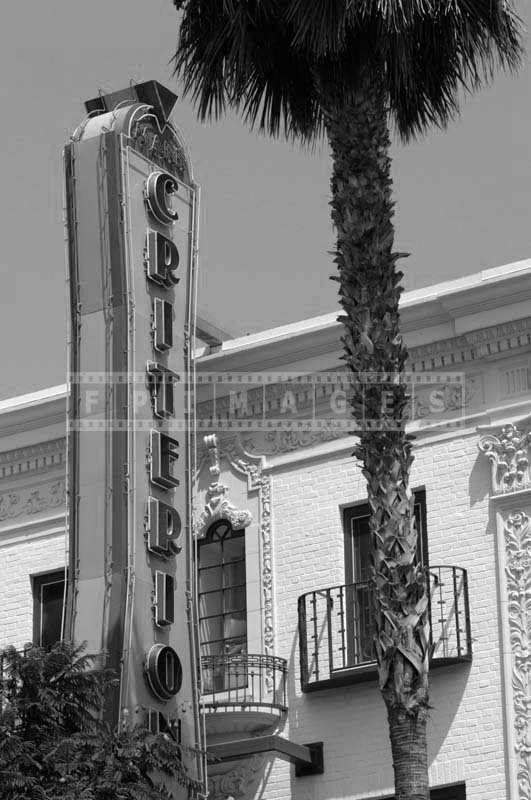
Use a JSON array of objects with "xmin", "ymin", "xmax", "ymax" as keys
[{"xmin": 63, "ymin": 82, "xmax": 205, "ymax": 796}]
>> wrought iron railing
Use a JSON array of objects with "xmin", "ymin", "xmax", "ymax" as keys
[
  {"xmin": 201, "ymin": 653, "xmax": 287, "ymax": 713},
  {"xmin": 298, "ymin": 565, "xmax": 471, "ymax": 692}
]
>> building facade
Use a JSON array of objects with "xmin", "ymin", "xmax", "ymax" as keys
[{"xmin": 1, "ymin": 260, "xmax": 531, "ymax": 800}]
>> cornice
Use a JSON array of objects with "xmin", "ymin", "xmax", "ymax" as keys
[
  {"xmin": 0, "ymin": 385, "xmax": 67, "ymax": 438},
  {"xmin": 195, "ymin": 315, "xmax": 531, "ymax": 379},
  {"xmin": 0, "ymin": 438, "xmax": 66, "ymax": 481},
  {"xmin": 195, "ymin": 259, "xmax": 531, "ymax": 366},
  {"xmin": 408, "ymin": 316, "xmax": 531, "ymax": 369}
]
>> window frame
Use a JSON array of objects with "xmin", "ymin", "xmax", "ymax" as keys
[
  {"xmin": 343, "ymin": 488, "xmax": 428, "ymax": 586},
  {"xmin": 341, "ymin": 489, "xmax": 428, "ymax": 668},
  {"xmin": 32, "ymin": 569, "xmax": 65, "ymax": 648},
  {"xmin": 197, "ymin": 520, "xmax": 247, "ymax": 658}
]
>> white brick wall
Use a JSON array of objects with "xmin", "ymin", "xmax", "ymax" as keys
[
  {"xmin": 0, "ymin": 420, "xmax": 513, "ymax": 800},
  {"xmin": 0, "ymin": 527, "xmax": 65, "ymax": 650},
  {"xmin": 263, "ymin": 431, "xmax": 505, "ymax": 800}
]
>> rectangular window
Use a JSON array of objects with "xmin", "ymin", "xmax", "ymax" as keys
[
  {"xmin": 342, "ymin": 489, "xmax": 427, "ymax": 667},
  {"xmin": 32, "ymin": 570, "xmax": 65, "ymax": 648},
  {"xmin": 198, "ymin": 521, "xmax": 247, "ymax": 692}
]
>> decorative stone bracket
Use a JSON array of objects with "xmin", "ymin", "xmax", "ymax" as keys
[
  {"xmin": 194, "ymin": 434, "xmax": 253, "ymax": 539},
  {"xmin": 478, "ymin": 418, "xmax": 531, "ymax": 494}
]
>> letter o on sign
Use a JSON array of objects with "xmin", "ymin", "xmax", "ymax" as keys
[
  {"xmin": 145, "ymin": 171, "xmax": 179, "ymax": 225},
  {"xmin": 146, "ymin": 644, "xmax": 183, "ymax": 700}
]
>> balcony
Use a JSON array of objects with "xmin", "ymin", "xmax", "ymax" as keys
[
  {"xmin": 201, "ymin": 653, "xmax": 287, "ymax": 742},
  {"xmin": 298, "ymin": 565, "xmax": 471, "ymax": 693}
]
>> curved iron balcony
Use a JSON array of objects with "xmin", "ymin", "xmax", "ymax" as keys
[
  {"xmin": 201, "ymin": 653, "xmax": 287, "ymax": 740},
  {"xmin": 298, "ymin": 565, "xmax": 472, "ymax": 693}
]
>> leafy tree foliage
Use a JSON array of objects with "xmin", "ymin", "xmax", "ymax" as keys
[{"xmin": 0, "ymin": 642, "xmax": 198, "ymax": 800}]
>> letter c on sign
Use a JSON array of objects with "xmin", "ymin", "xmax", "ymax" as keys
[
  {"xmin": 145, "ymin": 171, "xmax": 179, "ymax": 225},
  {"xmin": 146, "ymin": 644, "xmax": 183, "ymax": 700}
]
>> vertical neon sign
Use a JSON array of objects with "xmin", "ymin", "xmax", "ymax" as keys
[{"xmin": 64, "ymin": 82, "xmax": 204, "ymax": 796}]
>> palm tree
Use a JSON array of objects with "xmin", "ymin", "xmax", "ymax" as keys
[{"xmin": 172, "ymin": 4, "xmax": 522, "ymax": 798}]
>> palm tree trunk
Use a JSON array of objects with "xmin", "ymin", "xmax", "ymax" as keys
[{"xmin": 324, "ymin": 76, "xmax": 430, "ymax": 800}]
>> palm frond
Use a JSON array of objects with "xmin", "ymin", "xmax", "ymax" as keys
[{"xmin": 173, "ymin": 0, "xmax": 523, "ymax": 142}]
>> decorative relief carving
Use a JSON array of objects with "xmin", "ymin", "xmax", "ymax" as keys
[
  {"xmin": 208, "ymin": 755, "xmax": 265, "ymax": 800},
  {"xmin": 0, "ymin": 480, "xmax": 66, "ymax": 523},
  {"xmin": 259, "ymin": 475, "xmax": 274, "ymax": 668},
  {"xmin": 241, "ymin": 428, "xmax": 345, "ymax": 456},
  {"xmin": 0, "ymin": 438, "xmax": 66, "ymax": 480},
  {"xmin": 197, "ymin": 435, "xmax": 276, "ymax": 677},
  {"xmin": 504, "ymin": 511, "xmax": 531, "ymax": 800},
  {"xmin": 409, "ymin": 316, "xmax": 531, "ymax": 368},
  {"xmin": 221, "ymin": 438, "xmax": 275, "ymax": 686},
  {"xmin": 129, "ymin": 115, "xmax": 190, "ymax": 183},
  {"xmin": 479, "ymin": 421, "xmax": 531, "ymax": 494},
  {"xmin": 194, "ymin": 435, "xmax": 252, "ymax": 539},
  {"xmin": 412, "ymin": 374, "xmax": 482, "ymax": 420}
]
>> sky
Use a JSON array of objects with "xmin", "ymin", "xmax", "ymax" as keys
[{"xmin": 0, "ymin": 1, "xmax": 529, "ymax": 400}]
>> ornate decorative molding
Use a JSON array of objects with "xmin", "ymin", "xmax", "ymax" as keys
[
  {"xmin": 241, "ymin": 428, "xmax": 345, "ymax": 456},
  {"xmin": 208, "ymin": 755, "xmax": 266, "ymax": 800},
  {"xmin": 408, "ymin": 316, "xmax": 531, "ymax": 369},
  {"xmin": 195, "ymin": 435, "xmax": 276, "ymax": 672},
  {"xmin": 0, "ymin": 438, "xmax": 66, "ymax": 481},
  {"xmin": 503, "ymin": 511, "xmax": 531, "ymax": 800},
  {"xmin": 128, "ymin": 115, "xmax": 190, "ymax": 184},
  {"xmin": 194, "ymin": 434, "xmax": 252, "ymax": 539},
  {"xmin": 221, "ymin": 439, "xmax": 275, "ymax": 681},
  {"xmin": 259, "ymin": 475, "xmax": 274, "ymax": 665},
  {"xmin": 0, "ymin": 479, "xmax": 66, "ymax": 523},
  {"xmin": 478, "ymin": 420, "xmax": 531, "ymax": 494}
]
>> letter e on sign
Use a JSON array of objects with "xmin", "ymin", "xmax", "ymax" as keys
[{"xmin": 150, "ymin": 430, "xmax": 180, "ymax": 489}]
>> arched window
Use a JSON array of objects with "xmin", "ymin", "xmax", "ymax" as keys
[{"xmin": 198, "ymin": 520, "xmax": 247, "ymax": 659}]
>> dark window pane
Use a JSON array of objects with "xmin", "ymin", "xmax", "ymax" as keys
[
  {"xmin": 198, "ymin": 521, "xmax": 247, "ymax": 654},
  {"xmin": 223, "ymin": 611, "xmax": 246, "ymax": 641},
  {"xmin": 199, "ymin": 542, "xmax": 222, "ymax": 568},
  {"xmin": 351, "ymin": 516, "xmax": 371, "ymax": 583},
  {"xmin": 200, "ymin": 616, "xmax": 223, "ymax": 645},
  {"xmin": 201, "ymin": 640, "xmax": 224, "ymax": 658},
  {"xmin": 223, "ymin": 536, "xmax": 245, "ymax": 563},
  {"xmin": 223, "ymin": 560, "xmax": 245, "ymax": 588},
  {"xmin": 199, "ymin": 591, "xmax": 222, "ymax": 618},
  {"xmin": 41, "ymin": 581, "xmax": 64, "ymax": 648},
  {"xmin": 199, "ymin": 566, "xmax": 222, "ymax": 592},
  {"xmin": 346, "ymin": 492, "xmax": 427, "ymax": 587},
  {"xmin": 224, "ymin": 586, "xmax": 246, "ymax": 613}
]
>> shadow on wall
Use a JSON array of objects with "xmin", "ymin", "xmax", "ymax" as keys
[
  {"xmin": 284, "ymin": 622, "xmax": 472, "ymax": 800},
  {"xmin": 468, "ymin": 448, "xmax": 490, "ymax": 507},
  {"xmin": 428, "ymin": 662, "xmax": 472, "ymax": 768},
  {"xmin": 285, "ymin": 629, "xmax": 394, "ymax": 800}
]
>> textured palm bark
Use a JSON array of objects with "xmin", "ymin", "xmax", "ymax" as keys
[{"xmin": 325, "ymin": 77, "xmax": 430, "ymax": 800}]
